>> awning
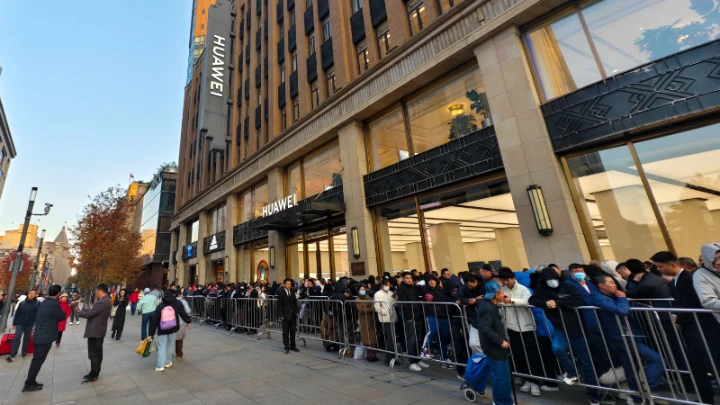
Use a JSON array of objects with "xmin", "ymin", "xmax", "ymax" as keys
[{"xmin": 255, "ymin": 201, "xmax": 345, "ymax": 230}]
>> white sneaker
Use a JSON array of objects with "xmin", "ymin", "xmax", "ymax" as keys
[
  {"xmin": 409, "ymin": 363, "xmax": 422, "ymax": 372},
  {"xmin": 563, "ymin": 375, "xmax": 578, "ymax": 385},
  {"xmin": 520, "ymin": 381, "xmax": 532, "ymax": 393},
  {"xmin": 155, "ymin": 367, "xmax": 165, "ymax": 372},
  {"xmin": 540, "ymin": 385, "xmax": 559, "ymax": 392},
  {"xmin": 530, "ymin": 383, "xmax": 541, "ymax": 397},
  {"xmin": 164, "ymin": 362, "xmax": 172, "ymax": 368},
  {"xmin": 417, "ymin": 361, "xmax": 430, "ymax": 368},
  {"xmin": 69, "ymin": 322, "xmax": 73, "ymax": 325}
]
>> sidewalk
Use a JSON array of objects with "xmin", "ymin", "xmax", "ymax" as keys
[{"xmin": 0, "ymin": 310, "xmax": 579, "ymax": 405}]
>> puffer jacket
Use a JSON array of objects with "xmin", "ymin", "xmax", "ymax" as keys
[
  {"xmin": 528, "ymin": 268, "xmax": 586, "ymax": 336},
  {"xmin": 694, "ymin": 243, "xmax": 720, "ymax": 324},
  {"xmin": 373, "ymin": 289, "xmax": 397, "ymax": 323},
  {"xmin": 501, "ymin": 282, "xmax": 534, "ymax": 333}
]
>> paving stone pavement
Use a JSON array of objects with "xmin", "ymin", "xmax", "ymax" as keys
[{"xmin": 0, "ymin": 309, "xmax": 582, "ymax": 405}]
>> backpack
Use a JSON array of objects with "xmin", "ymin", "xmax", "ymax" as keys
[{"xmin": 159, "ymin": 305, "xmax": 177, "ymax": 330}]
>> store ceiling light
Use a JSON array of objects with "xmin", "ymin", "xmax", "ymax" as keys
[
  {"xmin": 448, "ymin": 104, "xmax": 465, "ymax": 116},
  {"xmin": 527, "ymin": 185, "xmax": 553, "ymax": 236}
]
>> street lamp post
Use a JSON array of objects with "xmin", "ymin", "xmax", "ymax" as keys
[
  {"xmin": 0, "ymin": 187, "xmax": 53, "ymax": 333},
  {"xmin": 29, "ymin": 229, "xmax": 46, "ymax": 291}
]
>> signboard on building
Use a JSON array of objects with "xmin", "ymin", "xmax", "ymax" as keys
[
  {"xmin": 198, "ymin": 0, "xmax": 233, "ymax": 152},
  {"xmin": 262, "ymin": 194, "xmax": 297, "ymax": 217}
]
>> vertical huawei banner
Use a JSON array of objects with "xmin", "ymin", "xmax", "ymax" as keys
[{"xmin": 198, "ymin": 0, "xmax": 233, "ymax": 152}]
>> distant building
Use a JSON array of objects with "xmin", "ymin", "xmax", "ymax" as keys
[
  {"xmin": 0, "ymin": 224, "xmax": 39, "ymax": 254},
  {"xmin": 126, "ymin": 181, "xmax": 149, "ymax": 231},
  {"xmin": 0, "ymin": 97, "xmax": 17, "ymax": 204},
  {"xmin": 41, "ymin": 227, "xmax": 72, "ymax": 288},
  {"xmin": 130, "ymin": 168, "xmax": 177, "ymax": 289}
]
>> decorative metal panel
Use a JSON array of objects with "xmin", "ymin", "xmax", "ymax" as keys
[
  {"xmin": 306, "ymin": 54, "xmax": 318, "ymax": 83},
  {"xmin": 350, "ymin": 9, "xmax": 365, "ymax": 45},
  {"xmin": 233, "ymin": 221, "xmax": 269, "ymax": 245},
  {"xmin": 364, "ymin": 126, "xmax": 502, "ymax": 206},
  {"xmin": 290, "ymin": 71, "xmax": 299, "ymax": 98},
  {"xmin": 255, "ymin": 65, "xmax": 261, "ymax": 88},
  {"xmin": 304, "ymin": 6, "xmax": 314, "ymax": 34},
  {"xmin": 369, "ymin": 0, "xmax": 386, "ymax": 28},
  {"xmin": 181, "ymin": 241, "xmax": 198, "ymax": 260},
  {"xmin": 318, "ymin": 0, "xmax": 329, "ymax": 19},
  {"xmin": 244, "ymin": 78, "xmax": 250, "ymax": 99},
  {"xmin": 244, "ymin": 117, "xmax": 250, "ymax": 139},
  {"xmin": 277, "ymin": 39, "xmax": 285, "ymax": 63},
  {"xmin": 203, "ymin": 230, "xmax": 226, "ymax": 254},
  {"xmin": 278, "ymin": 83, "xmax": 286, "ymax": 108},
  {"xmin": 288, "ymin": 25, "xmax": 297, "ymax": 51},
  {"xmin": 255, "ymin": 106, "xmax": 262, "ymax": 128},
  {"xmin": 277, "ymin": 1, "xmax": 284, "ymax": 22},
  {"xmin": 321, "ymin": 38, "xmax": 333, "ymax": 71},
  {"xmin": 542, "ymin": 39, "xmax": 720, "ymax": 153}
]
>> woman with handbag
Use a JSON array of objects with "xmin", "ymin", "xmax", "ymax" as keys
[{"xmin": 111, "ymin": 289, "xmax": 128, "ymax": 340}]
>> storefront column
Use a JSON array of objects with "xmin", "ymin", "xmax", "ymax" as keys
[
  {"xmin": 405, "ymin": 242, "xmax": 425, "ymax": 272},
  {"xmin": 226, "ymin": 193, "xmax": 239, "ymax": 283},
  {"xmin": 176, "ymin": 226, "xmax": 188, "ymax": 286},
  {"xmin": 198, "ymin": 210, "xmax": 209, "ymax": 284},
  {"xmin": 658, "ymin": 198, "xmax": 717, "ymax": 259},
  {"xmin": 495, "ymin": 228, "xmax": 530, "ymax": 270},
  {"xmin": 338, "ymin": 121, "xmax": 379, "ymax": 277},
  {"xmin": 429, "ymin": 223, "xmax": 467, "ymax": 274},
  {"xmin": 266, "ymin": 168, "xmax": 288, "ymax": 282},
  {"xmin": 376, "ymin": 216, "xmax": 394, "ymax": 274},
  {"xmin": 474, "ymin": 27, "xmax": 592, "ymax": 269},
  {"xmin": 168, "ymin": 230, "xmax": 179, "ymax": 285}
]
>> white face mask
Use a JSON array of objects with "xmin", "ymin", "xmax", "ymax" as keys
[
  {"xmin": 546, "ymin": 279, "xmax": 560, "ymax": 288},
  {"xmin": 382, "ymin": 286, "xmax": 390, "ymax": 292}
]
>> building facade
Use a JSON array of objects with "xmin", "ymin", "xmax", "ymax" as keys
[
  {"xmin": 0, "ymin": 97, "xmax": 16, "ymax": 204},
  {"xmin": 39, "ymin": 227, "xmax": 72, "ymax": 289},
  {"xmin": 132, "ymin": 170, "xmax": 178, "ymax": 289},
  {"xmin": 170, "ymin": 0, "xmax": 720, "ymax": 285}
]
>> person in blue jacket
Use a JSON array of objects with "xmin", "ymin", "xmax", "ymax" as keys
[{"xmin": 591, "ymin": 274, "xmax": 663, "ymax": 404}]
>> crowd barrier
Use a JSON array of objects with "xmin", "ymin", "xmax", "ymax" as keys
[{"xmin": 182, "ymin": 294, "xmax": 720, "ymax": 405}]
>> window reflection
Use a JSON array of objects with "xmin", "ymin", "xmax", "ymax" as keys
[
  {"xmin": 376, "ymin": 200, "xmax": 426, "ymax": 274},
  {"xmin": 369, "ymin": 107, "xmax": 409, "ymax": 171},
  {"xmin": 253, "ymin": 182, "xmax": 268, "ymax": 219},
  {"xmin": 287, "ymin": 163, "xmax": 302, "ymax": 199},
  {"xmin": 302, "ymin": 142, "xmax": 342, "ymax": 198}
]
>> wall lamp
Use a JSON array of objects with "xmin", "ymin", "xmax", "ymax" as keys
[
  {"xmin": 351, "ymin": 227, "xmax": 360, "ymax": 259},
  {"xmin": 269, "ymin": 246, "xmax": 276, "ymax": 268},
  {"xmin": 527, "ymin": 185, "xmax": 553, "ymax": 236}
]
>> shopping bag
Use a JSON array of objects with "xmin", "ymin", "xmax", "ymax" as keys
[
  {"xmin": 110, "ymin": 306, "xmax": 118, "ymax": 317},
  {"xmin": 148, "ymin": 339, "xmax": 158, "ymax": 354},
  {"xmin": 464, "ymin": 353, "xmax": 490, "ymax": 393},
  {"xmin": 136, "ymin": 339, "xmax": 149, "ymax": 356},
  {"xmin": 353, "ymin": 346, "xmax": 366, "ymax": 360},
  {"xmin": 142, "ymin": 339, "xmax": 157, "ymax": 357}
]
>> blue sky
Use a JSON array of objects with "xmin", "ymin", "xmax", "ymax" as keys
[{"xmin": 0, "ymin": 1, "xmax": 191, "ymax": 242}]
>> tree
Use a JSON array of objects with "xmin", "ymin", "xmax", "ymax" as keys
[
  {"xmin": 0, "ymin": 254, "xmax": 33, "ymax": 293},
  {"xmin": 70, "ymin": 186, "xmax": 143, "ymax": 287}
]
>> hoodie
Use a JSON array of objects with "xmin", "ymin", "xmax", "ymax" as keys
[
  {"xmin": 149, "ymin": 295, "xmax": 192, "ymax": 336},
  {"xmin": 694, "ymin": 243, "xmax": 720, "ymax": 323},
  {"xmin": 528, "ymin": 268, "xmax": 586, "ymax": 336}
]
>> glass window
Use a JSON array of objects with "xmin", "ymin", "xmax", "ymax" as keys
[
  {"xmin": 292, "ymin": 52, "xmax": 298, "ymax": 72},
  {"xmin": 407, "ymin": 67, "xmax": 489, "ymax": 154},
  {"xmin": 208, "ymin": 204, "xmax": 226, "ymax": 234},
  {"xmin": 281, "ymin": 107, "xmax": 287, "ymax": 131},
  {"xmin": 293, "ymin": 97, "xmax": 300, "ymax": 122},
  {"xmin": 322, "ymin": 18, "xmax": 331, "ymax": 41},
  {"xmin": 279, "ymin": 20, "xmax": 284, "ymax": 39},
  {"xmin": 326, "ymin": 68, "xmax": 336, "ymax": 97},
  {"xmin": 634, "ymin": 123, "xmax": 720, "ymax": 259},
  {"xmin": 351, "ymin": 0, "xmax": 362, "ymax": 13},
  {"xmin": 377, "ymin": 22, "xmax": 390, "ymax": 59},
  {"xmin": 309, "ymin": 33, "xmax": 316, "ymax": 55},
  {"xmin": 287, "ymin": 162, "xmax": 303, "ymax": 198},
  {"xmin": 306, "ymin": 0, "xmax": 312, "ymax": 9},
  {"xmin": 280, "ymin": 63, "xmax": 286, "ymax": 83},
  {"xmin": 407, "ymin": 0, "xmax": 426, "ymax": 36},
  {"xmin": 526, "ymin": 0, "xmax": 719, "ymax": 101},
  {"xmin": 253, "ymin": 182, "xmax": 268, "ymax": 219},
  {"xmin": 376, "ymin": 200, "xmax": 426, "ymax": 274},
  {"xmin": 439, "ymin": 0, "xmax": 455, "ymax": 13},
  {"xmin": 303, "ymin": 142, "xmax": 342, "ymax": 197},
  {"xmin": 567, "ymin": 146, "xmax": 668, "ymax": 262},
  {"xmin": 240, "ymin": 189, "xmax": 253, "ymax": 222},
  {"xmin": 357, "ymin": 40, "xmax": 369, "ymax": 73},
  {"xmin": 368, "ymin": 107, "xmax": 409, "ymax": 171},
  {"xmin": 290, "ymin": 9, "xmax": 296, "ymax": 26},
  {"xmin": 311, "ymin": 81, "xmax": 320, "ymax": 109},
  {"xmin": 189, "ymin": 220, "xmax": 199, "ymax": 243}
]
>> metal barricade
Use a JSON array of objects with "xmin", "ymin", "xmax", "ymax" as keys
[
  {"xmin": 297, "ymin": 298, "xmax": 345, "ymax": 357},
  {"xmin": 343, "ymin": 299, "xmax": 401, "ymax": 365},
  {"xmin": 225, "ymin": 297, "xmax": 267, "ymax": 337}
]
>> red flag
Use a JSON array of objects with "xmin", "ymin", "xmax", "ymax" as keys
[{"xmin": 130, "ymin": 173, "xmax": 135, "ymax": 179}]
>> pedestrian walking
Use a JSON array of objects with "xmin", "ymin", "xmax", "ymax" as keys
[
  {"xmin": 111, "ymin": 288, "xmax": 128, "ymax": 340},
  {"xmin": 56, "ymin": 293, "xmax": 72, "ymax": 347},
  {"xmin": 477, "ymin": 281, "xmax": 514, "ymax": 405},
  {"xmin": 69, "ymin": 291, "xmax": 81, "ymax": 325},
  {"xmin": 76, "ymin": 284, "xmax": 111, "ymax": 383},
  {"xmin": 6, "ymin": 290, "xmax": 40, "ymax": 362},
  {"xmin": 137, "ymin": 287, "xmax": 160, "ymax": 341},
  {"xmin": 148, "ymin": 291, "xmax": 192, "ymax": 372},
  {"xmin": 175, "ymin": 290, "xmax": 191, "ymax": 359},
  {"xmin": 22, "ymin": 285, "xmax": 66, "ymax": 392},
  {"xmin": 277, "ymin": 278, "xmax": 300, "ymax": 354},
  {"xmin": 129, "ymin": 288, "xmax": 140, "ymax": 315}
]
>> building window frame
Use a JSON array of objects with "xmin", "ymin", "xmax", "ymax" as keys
[
  {"xmin": 292, "ymin": 97, "xmax": 300, "ymax": 122},
  {"xmin": 407, "ymin": 0, "xmax": 426, "ymax": 36},
  {"xmin": 322, "ymin": 18, "xmax": 331, "ymax": 41},
  {"xmin": 311, "ymin": 81, "xmax": 320, "ymax": 109},
  {"xmin": 351, "ymin": 0, "xmax": 362, "ymax": 13},
  {"xmin": 376, "ymin": 22, "xmax": 390, "ymax": 59},
  {"xmin": 280, "ymin": 63, "xmax": 286, "ymax": 83},
  {"xmin": 326, "ymin": 67, "xmax": 336, "ymax": 97},
  {"xmin": 292, "ymin": 52, "xmax": 298, "ymax": 72},
  {"xmin": 357, "ymin": 39, "xmax": 369, "ymax": 74},
  {"xmin": 308, "ymin": 32, "xmax": 316, "ymax": 55},
  {"xmin": 281, "ymin": 107, "xmax": 287, "ymax": 131}
]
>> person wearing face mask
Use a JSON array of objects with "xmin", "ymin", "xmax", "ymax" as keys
[
  {"xmin": 356, "ymin": 285, "xmax": 379, "ymax": 362},
  {"xmin": 529, "ymin": 268, "xmax": 600, "ymax": 405},
  {"xmin": 374, "ymin": 279, "xmax": 398, "ymax": 366}
]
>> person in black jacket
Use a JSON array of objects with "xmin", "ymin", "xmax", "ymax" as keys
[
  {"xmin": 477, "ymin": 281, "xmax": 513, "ymax": 405},
  {"xmin": 111, "ymin": 288, "xmax": 128, "ymax": 340},
  {"xmin": 529, "ymin": 268, "xmax": 599, "ymax": 404},
  {"xmin": 149, "ymin": 292, "xmax": 192, "ymax": 371},
  {"xmin": 396, "ymin": 271, "xmax": 429, "ymax": 372},
  {"xmin": 7, "ymin": 290, "xmax": 40, "ymax": 362},
  {"xmin": 277, "ymin": 278, "xmax": 299, "ymax": 354},
  {"xmin": 457, "ymin": 273, "xmax": 484, "ymax": 355},
  {"xmin": 22, "ymin": 285, "xmax": 66, "ymax": 392},
  {"xmin": 652, "ymin": 251, "xmax": 720, "ymax": 404}
]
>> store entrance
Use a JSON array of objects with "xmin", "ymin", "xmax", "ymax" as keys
[{"xmin": 286, "ymin": 217, "xmax": 348, "ymax": 282}]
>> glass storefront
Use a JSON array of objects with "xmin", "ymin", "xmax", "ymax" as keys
[
  {"xmin": 239, "ymin": 238, "xmax": 269, "ymax": 282},
  {"xmin": 375, "ymin": 178, "xmax": 528, "ymax": 274},
  {"xmin": 567, "ymin": 121, "xmax": 720, "ymax": 262},
  {"xmin": 525, "ymin": 0, "xmax": 720, "ymax": 100},
  {"xmin": 208, "ymin": 204, "xmax": 226, "ymax": 234},
  {"xmin": 367, "ymin": 65, "xmax": 489, "ymax": 171},
  {"xmin": 285, "ymin": 141, "xmax": 342, "ymax": 199}
]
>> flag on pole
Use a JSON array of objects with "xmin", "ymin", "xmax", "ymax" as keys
[{"xmin": 130, "ymin": 173, "xmax": 135, "ymax": 179}]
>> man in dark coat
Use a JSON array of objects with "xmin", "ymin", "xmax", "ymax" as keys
[
  {"xmin": 277, "ymin": 278, "xmax": 299, "ymax": 354},
  {"xmin": 77, "ymin": 284, "xmax": 112, "ymax": 383},
  {"xmin": 477, "ymin": 281, "xmax": 513, "ymax": 405},
  {"xmin": 22, "ymin": 285, "xmax": 66, "ymax": 392},
  {"xmin": 7, "ymin": 290, "xmax": 40, "ymax": 362}
]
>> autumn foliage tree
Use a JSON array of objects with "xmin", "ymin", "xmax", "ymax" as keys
[
  {"xmin": 0, "ymin": 254, "xmax": 33, "ymax": 293},
  {"xmin": 70, "ymin": 186, "xmax": 142, "ymax": 288}
]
